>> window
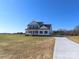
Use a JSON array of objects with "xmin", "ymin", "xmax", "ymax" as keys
[
  {"xmin": 33, "ymin": 25, "xmax": 38, "ymax": 29},
  {"xmin": 40, "ymin": 31, "xmax": 43, "ymax": 34},
  {"xmin": 35, "ymin": 31, "xmax": 38, "ymax": 34},
  {"xmin": 29, "ymin": 31, "xmax": 32, "ymax": 33},
  {"xmin": 31, "ymin": 25, "xmax": 34, "ymax": 29},
  {"xmin": 44, "ymin": 31, "xmax": 48, "ymax": 34}
]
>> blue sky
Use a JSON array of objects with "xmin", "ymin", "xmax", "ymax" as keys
[{"xmin": 0, "ymin": 0, "xmax": 79, "ymax": 33}]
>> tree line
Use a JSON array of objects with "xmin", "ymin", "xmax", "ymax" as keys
[{"xmin": 52, "ymin": 26, "xmax": 79, "ymax": 36}]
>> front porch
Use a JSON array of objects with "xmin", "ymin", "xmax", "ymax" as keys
[{"xmin": 25, "ymin": 30, "xmax": 50, "ymax": 35}]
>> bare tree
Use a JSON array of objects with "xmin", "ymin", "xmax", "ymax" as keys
[
  {"xmin": 73, "ymin": 25, "xmax": 79, "ymax": 35},
  {"xmin": 74, "ymin": 25, "xmax": 79, "ymax": 30}
]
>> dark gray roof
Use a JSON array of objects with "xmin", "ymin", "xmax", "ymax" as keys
[
  {"xmin": 37, "ymin": 22, "xmax": 43, "ymax": 26},
  {"xmin": 43, "ymin": 24, "xmax": 51, "ymax": 29},
  {"xmin": 26, "ymin": 21, "xmax": 51, "ymax": 30}
]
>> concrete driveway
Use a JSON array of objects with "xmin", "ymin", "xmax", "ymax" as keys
[{"xmin": 53, "ymin": 37, "xmax": 79, "ymax": 59}]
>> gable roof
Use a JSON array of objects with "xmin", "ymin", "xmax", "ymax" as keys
[
  {"xmin": 40, "ymin": 25, "xmax": 48, "ymax": 30},
  {"xmin": 43, "ymin": 24, "xmax": 51, "ymax": 29},
  {"xmin": 26, "ymin": 21, "xmax": 51, "ymax": 30}
]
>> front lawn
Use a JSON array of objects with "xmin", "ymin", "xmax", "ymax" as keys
[{"xmin": 0, "ymin": 34, "xmax": 55, "ymax": 59}]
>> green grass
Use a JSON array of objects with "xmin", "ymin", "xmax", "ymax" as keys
[{"xmin": 0, "ymin": 34, "xmax": 55, "ymax": 59}]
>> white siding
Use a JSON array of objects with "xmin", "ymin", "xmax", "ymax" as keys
[
  {"xmin": 25, "ymin": 29, "xmax": 51, "ymax": 35},
  {"xmin": 38, "ymin": 30, "xmax": 50, "ymax": 35}
]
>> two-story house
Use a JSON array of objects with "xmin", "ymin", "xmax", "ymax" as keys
[{"xmin": 25, "ymin": 21, "xmax": 52, "ymax": 36}]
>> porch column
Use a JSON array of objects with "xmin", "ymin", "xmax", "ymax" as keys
[{"xmin": 38, "ymin": 30, "xmax": 40, "ymax": 35}]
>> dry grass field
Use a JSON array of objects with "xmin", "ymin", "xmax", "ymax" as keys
[
  {"xmin": 68, "ymin": 36, "xmax": 79, "ymax": 43},
  {"xmin": 0, "ymin": 34, "xmax": 55, "ymax": 59}
]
